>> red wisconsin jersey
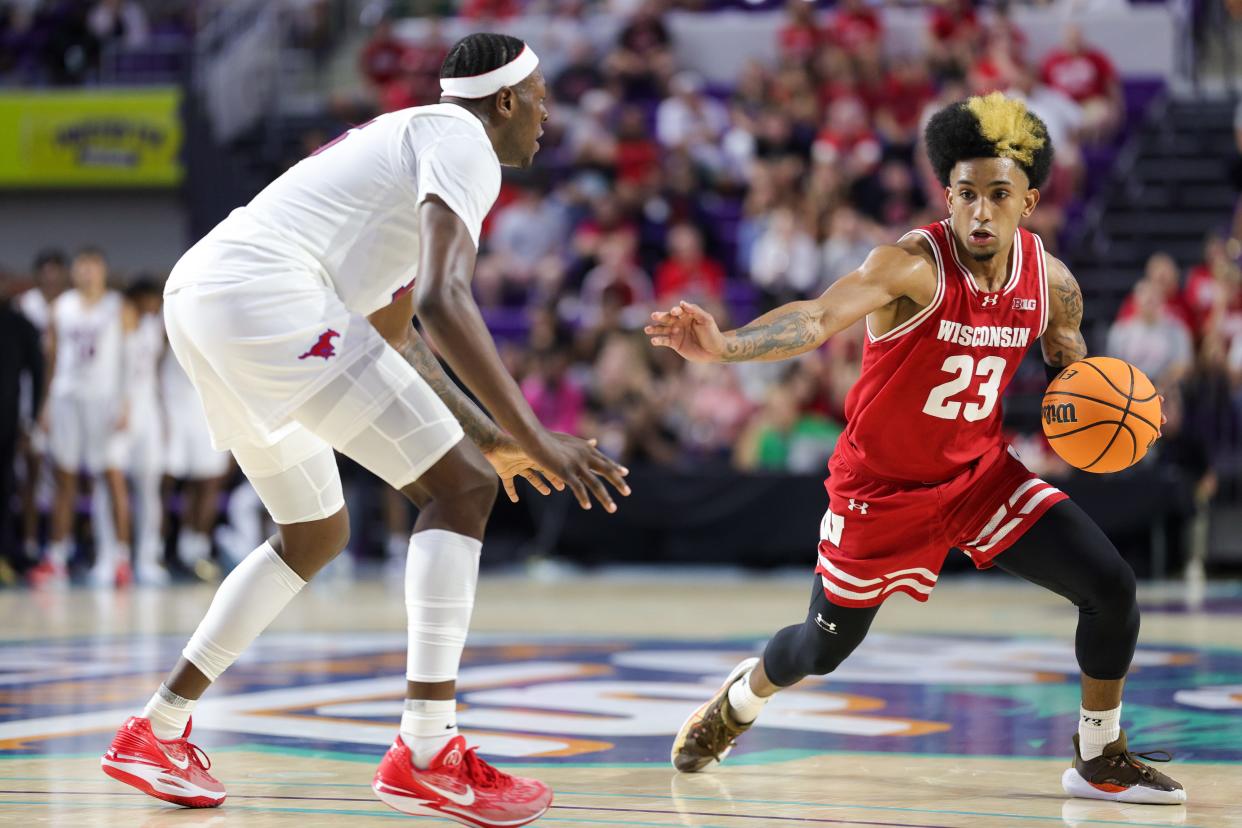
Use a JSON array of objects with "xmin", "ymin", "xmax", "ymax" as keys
[{"xmin": 838, "ymin": 219, "xmax": 1050, "ymax": 484}]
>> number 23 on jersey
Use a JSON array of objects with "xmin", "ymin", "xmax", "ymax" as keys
[{"xmin": 922, "ymin": 355, "xmax": 1007, "ymax": 422}]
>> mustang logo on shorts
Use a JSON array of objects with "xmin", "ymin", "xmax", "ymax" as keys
[{"xmin": 298, "ymin": 329, "xmax": 341, "ymax": 361}]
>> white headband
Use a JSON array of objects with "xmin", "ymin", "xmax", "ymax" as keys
[{"xmin": 440, "ymin": 45, "xmax": 539, "ymax": 99}]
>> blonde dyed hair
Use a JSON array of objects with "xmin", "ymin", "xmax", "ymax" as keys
[{"xmin": 964, "ymin": 92, "xmax": 1047, "ymax": 169}]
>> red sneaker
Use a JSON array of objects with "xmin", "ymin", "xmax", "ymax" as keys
[
  {"xmin": 372, "ymin": 735, "xmax": 552, "ymax": 827},
  {"xmin": 101, "ymin": 716, "xmax": 225, "ymax": 808},
  {"xmin": 28, "ymin": 559, "xmax": 67, "ymax": 589}
]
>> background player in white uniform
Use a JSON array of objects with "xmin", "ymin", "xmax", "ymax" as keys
[
  {"xmin": 102, "ymin": 34, "xmax": 628, "ymax": 828},
  {"xmin": 119, "ymin": 279, "xmax": 170, "ymax": 586},
  {"xmin": 38, "ymin": 248, "xmax": 133, "ymax": 587},
  {"xmin": 16, "ymin": 249, "xmax": 67, "ymax": 566},
  {"xmin": 160, "ymin": 330, "xmax": 231, "ymax": 579}
]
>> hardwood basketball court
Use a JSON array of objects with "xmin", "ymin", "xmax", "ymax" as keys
[{"xmin": 1, "ymin": 574, "xmax": 1238, "ymax": 827}]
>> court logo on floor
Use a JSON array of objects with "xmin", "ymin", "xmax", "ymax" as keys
[{"xmin": 2, "ymin": 633, "xmax": 1241, "ymax": 763}]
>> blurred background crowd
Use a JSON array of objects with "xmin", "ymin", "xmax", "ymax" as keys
[{"xmin": 2, "ymin": 0, "xmax": 1241, "ymax": 583}]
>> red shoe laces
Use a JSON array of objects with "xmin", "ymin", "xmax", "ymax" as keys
[
  {"xmin": 459, "ymin": 747, "xmax": 509, "ymax": 790},
  {"xmin": 170, "ymin": 740, "xmax": 212, "ymax": 771}
]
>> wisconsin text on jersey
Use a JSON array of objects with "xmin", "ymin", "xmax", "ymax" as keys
[{"xmin": 935, "ymin": 320, "xmax": 1032, "ymax": 349}]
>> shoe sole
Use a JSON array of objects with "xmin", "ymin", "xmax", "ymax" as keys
[
  {"xmin": 1061, "ymin": 767, "xmax": 1187, "ymax": 805},
  {"xmin": 372, "ymin": 779, "xmax": 551, "ymax": 827},
  {"xmin": 670, "ymin": 656, "xmax": 759, "ymax": 774},
  {"xmin": 101, "ymin": 757, "xmax": 226, "ymax": 808}
]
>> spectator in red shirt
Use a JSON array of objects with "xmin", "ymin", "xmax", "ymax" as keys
[
  {"xmin": 615, "ymin": 105, "xmax": 661, "ymax": 188},
  {"xmin": 359, "ymin": 17, "xmax": 404, "ymax": 93},
  {"xmin": 830, "ymin": 0, "xmax": 881, "ymax": 56},
  {"xmin": 1184, "ymin": 235, "xmax": 1242, "ymax": 336},
  {"xmin": 813, "ymin": 97, "xmax": 882, "ymax": 181},
  {"xmin": 778, "ymin": 0, "xmax": 823, "ymax": 62},
  {"xmin": 926, "ymin": 0, "xmax": 980, "ymax": 75},
  {"xmin": 1115, "ymin": 253, "xmax": 1195, "ymax": 330},
  {"xmin": 654, "ymin": 223, "xmax": 725, "ymax": 302},
  {"xmin": 872, "ymin": 56, "xmax": 935, "ymax": 149},
  {"xmin": 1040, "ymin": 24, "xmax": 1122, "ymax": 143}
]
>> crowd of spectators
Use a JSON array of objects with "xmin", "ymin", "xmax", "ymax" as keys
[{"xmin": 358, "ymin": 0, "xmax": 1127, "ymax": 476}]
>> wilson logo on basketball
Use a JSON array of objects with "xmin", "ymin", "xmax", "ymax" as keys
[
  {"xmin": 1042, "ymin": 402, "xmax": 1078, "ymax": 425},
  {"xmin": 299, "ymin": 329, "xmax": 341, "ymax": 361}
]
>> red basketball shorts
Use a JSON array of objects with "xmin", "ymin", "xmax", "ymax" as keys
[{"xmin": 814, "ymin": 443, "xmax": 1068, "ymax": 608}]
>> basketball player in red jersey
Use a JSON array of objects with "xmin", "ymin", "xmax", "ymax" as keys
[{"xmin": 649, "ymin": 93, "xmax": 1185, "ymax": 805}]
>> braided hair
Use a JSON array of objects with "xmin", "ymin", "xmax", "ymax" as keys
[
  {"xmin": 924, "ymin": 92, "xmax": 1055, "ymax": 189},
  {"xmin": 440, "ymin": 33, "xmax": 526, "ymax": 83}
]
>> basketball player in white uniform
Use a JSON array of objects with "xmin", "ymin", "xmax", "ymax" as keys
[
  {"xmin": 16, "ymin": 249, "xmax": 68, "ymax": 566},
  {"xmin": 119, "ymin": 280, "xmax": 171, "ymax": 586},
  {"xmin": 101, "ymin": 34, "xmax": 628, "ymax": 828},
  {"xmin": 37, "ymin": 248, "xmax": 133, "ymax": 588},
  {"xmin": 161, "ymin": 335, "xmax": 231, "ymax": 578}
]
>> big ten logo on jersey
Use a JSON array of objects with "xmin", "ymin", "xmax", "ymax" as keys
[
  {"xmin": 1043, "ymin": 401, "xmax": 1078, "ymax": 425},
  {"xmin": 1013, "ymin": 297, "xmax": 1037, "ymax": 311}
]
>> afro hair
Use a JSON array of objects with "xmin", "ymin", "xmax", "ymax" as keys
[{"xmin": 924, "ymin": 92, "xmax": 1054, "ymax": 189}]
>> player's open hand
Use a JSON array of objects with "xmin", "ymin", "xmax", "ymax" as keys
[
  {"xmin": 484, "ymin": 436, "xmax": 566, "ymax": 503},
  {"xmin": 527, "ymin": 432, "xmax": 630, "ymax": 513},
  {"xmin": 645, "ymin": 301, "xmax": 726, "ymax": 363}
]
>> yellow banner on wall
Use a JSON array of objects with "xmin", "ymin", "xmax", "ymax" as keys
[{"xmin": 0, "ymin": 87, "xmax": 182, "ymax": 187}]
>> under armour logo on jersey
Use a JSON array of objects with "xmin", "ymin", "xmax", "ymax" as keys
[
  {"xmin": 298, "ymin": 329, "xmax": 341, "ymax": 361},
  {"xmin": 1013, "ymin": 297, "xmax": 1037, "ymax": 311},
  {"xmin": 981, "ymin": 295, "xmax": 999, "ymax": 307},
  {"xmin": 848, "ymin": 499, "xmax": 869, "ymax": 514}
]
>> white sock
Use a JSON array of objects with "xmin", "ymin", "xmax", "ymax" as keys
[
  {"xmin": 46, "ymin": 540, "xmax": 68, "ymax": 566},
  {"xmin": 1079, "ymin": 704, "xmax": 1122, "ymax": 760},
  {"xmin": 727, "ymin": 670, "xmax": 769, "ymax": 724},
  {"xmin": 405, "ymin": 530, "xmax": 481, "ymax": 683},
  {"xmin": 116, "ymin": 542, "xmax": 131, "ymax": 566},
  {"xmin": 181, "ymin": 541, "xmax": 306, "ymax": 682},
  {"xmin": 142, "ymin": 683, "xmax": 197, "ymax": 740},
  {"xmin": 400, "ymin": 698, "xmax": 458, "ymax": 768},
  {"xmin": 179, "ymin": 530, "xmax": 208, "ymax": 564}
]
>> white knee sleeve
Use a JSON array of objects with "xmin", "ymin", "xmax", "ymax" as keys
[
  {"xmin": 182, "ymin": 541, "xmax": 306, "ymax": 682},
  {"xmin": 405, "ymin": 530, "xmax": 481, "ymax": 683}
]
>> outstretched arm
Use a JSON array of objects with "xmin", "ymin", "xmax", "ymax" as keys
[
  {"xmin": 1041, "ymin": 255, "xmax": 1088, "ymax": 380},
  {"xmin": 647, "ymin": 242, "xmax": 932, "ymax": 364}
]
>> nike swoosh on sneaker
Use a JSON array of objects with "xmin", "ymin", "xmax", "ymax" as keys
[
  {"xmin": 422, "ymin": 780, "xmax": 475, "ymax": 806},
  {"xmin": 159, "ymin": 745, "xmax": 190, "ymax": 770}
]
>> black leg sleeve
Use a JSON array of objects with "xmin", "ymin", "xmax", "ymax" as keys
[
  {"xmin": 761, "ymin": 577, "xmax": 881, "ymax": 688},
  {"xmin": 992, "ymin": 499, "xmax": 1140, "ymax": 681}
]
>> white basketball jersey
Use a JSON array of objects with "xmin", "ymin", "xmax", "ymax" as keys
[
  {"xmin": 167, "ymin": 104, "xmax": 502, "ymax": 317},
  {"xmin": 51, "ymin": 290, "xmax": 124, "ymax": 399},
  {"xmin": 125, "ymin": 313, "xmax": 164, "ymax": 409}
]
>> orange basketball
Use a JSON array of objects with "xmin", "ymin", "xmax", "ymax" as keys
[{"xmin": 1042, "ymin": 357, "xmax": 1161, "ymax": 473}]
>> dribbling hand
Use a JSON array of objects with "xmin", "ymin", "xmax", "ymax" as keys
[{"xmin": 644, "ymin": 301, "xmax": 726, "ymax": 363}]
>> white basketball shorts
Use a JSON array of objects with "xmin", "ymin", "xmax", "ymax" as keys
[
  {"xmin": 164, "ymin": 266, "xmax": 463, "ymax": 524},
  {"xmin": 48, "ymin": 395, "xmax": 127, "ymax": 474}
]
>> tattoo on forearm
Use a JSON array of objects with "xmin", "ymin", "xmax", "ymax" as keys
[
  {"xmin": 398, "ymin": 330, "xmax": 504, "ymax": 452},
  {"xmin": 722, "ymin": 308, "xmax": 822, "ymax": 363},
  {"xmin": 1045, "ymin": 268, "xmax": 1088, "ymax": 367}
]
